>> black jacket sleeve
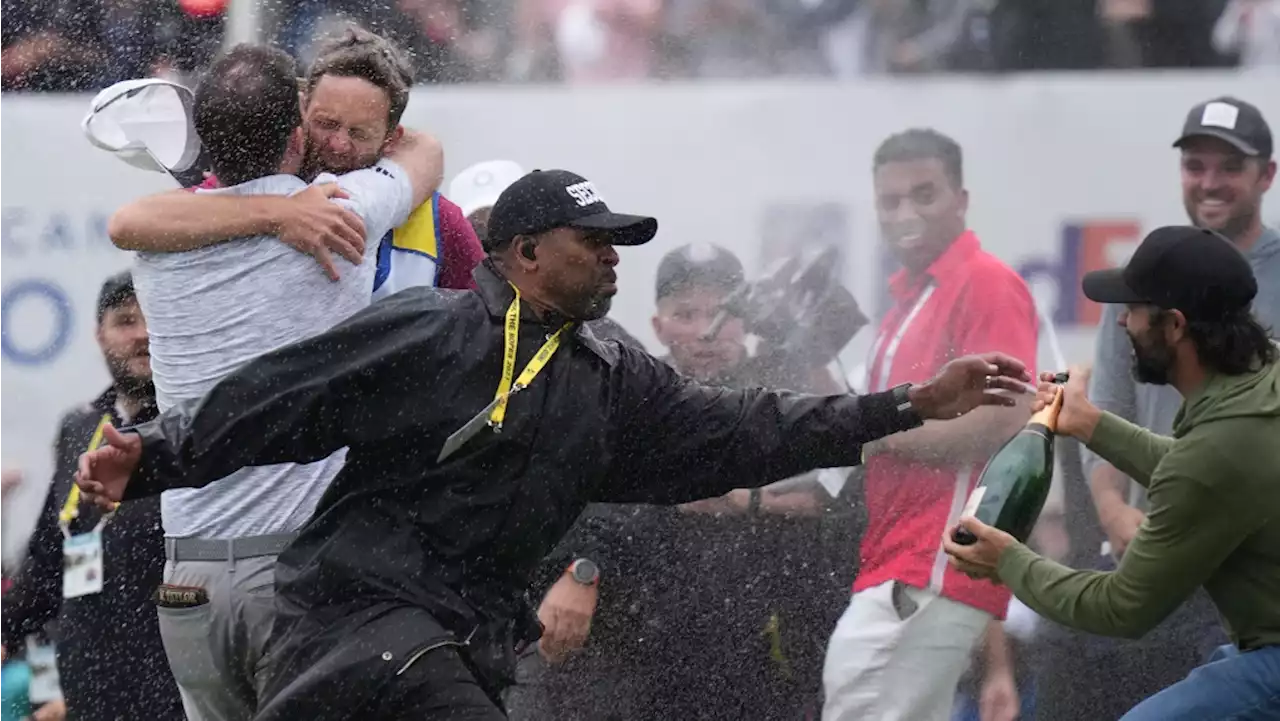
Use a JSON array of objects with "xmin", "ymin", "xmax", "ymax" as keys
[
  {"xmin": 2, "ymin": 427, "xmax": 72, "ymax": 650},
  {"xmin": 124, "ymin": 289, "xmax": 448, "ymax": 501},
  {"xmin": 602, "ymin": 345, "xmax": 921, "ymax": 505}
]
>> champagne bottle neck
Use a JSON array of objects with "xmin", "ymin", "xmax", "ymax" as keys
[{"xmin": 1027, "ymin": 386, "xmax": 1063, "ymax": 433}]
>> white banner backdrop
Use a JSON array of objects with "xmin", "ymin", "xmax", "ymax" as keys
[{"xmin": 3, "ymin": 72, "xmax": 1278, "ymax": 561}]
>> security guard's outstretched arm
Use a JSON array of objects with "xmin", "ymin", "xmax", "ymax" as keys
[{"xmin": 72, "ymin": 279, "xmax": 1029, "ymax": 510}]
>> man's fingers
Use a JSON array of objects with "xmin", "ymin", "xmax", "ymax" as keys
[
  {"xmin": 102, "ymin": 424, "xmax": 130, "ymax": 449},
  {"xmin": 314, "ymin": 182, "xmax": 351, "ymax": 200},
  {"xmin": 312, "ymin": 248, "xmax": 341, "ymax": 282},
  {"xmin": 979, "ymin": 352, "xmax": 1031, "ymax": 382},
  {"xmin": 328, "ymin": 235, "xmax": 364, "ymax": 267},
  {"xmin": 339, "ymin": 212, "xmax": 366, "ymax": 257}
]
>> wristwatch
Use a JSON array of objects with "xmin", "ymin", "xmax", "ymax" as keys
[
  {"xmin": 568, "ymin": 558, "xmax": 600, "ymax": 586},
  {"xmin": 889, "ymin": 382, "xmax": 923, "ymax": 427}
]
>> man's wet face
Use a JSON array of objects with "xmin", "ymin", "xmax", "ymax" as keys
[
  {"xmin": 873, "ymin": 157, "xmax": 967, "ymax": 272},
  {"xmin": 537, "ymin": 227, "xmax": 620, "ymax": 321},
  {"xmin": 97, "ymin": 298, "xmax": 153, "ymax": 397},
  {"xmin": 652, "ymin": 284, "xmax": 746, "ymax": 381},
  {"xmin": 300, "ymin": 74, "xmax": 392, "ymax": 180},
  {"xmin": 1179, "ymin": 137, "xmax": 1275, "ymax": 242}
]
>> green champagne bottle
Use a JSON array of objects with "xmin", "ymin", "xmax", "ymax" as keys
[{"xmin": 951, "ymin": 372, "xmax": 1068, "ymax": 546}]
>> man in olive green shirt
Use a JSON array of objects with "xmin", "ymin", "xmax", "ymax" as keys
[{"xmin": 945, "ymin": 225, "xmax": 1280, "ymax": 721}]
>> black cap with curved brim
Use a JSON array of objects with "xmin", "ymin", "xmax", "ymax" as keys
[
  {"xmin": 1081, "ymin": 225, "xmax": 1257, "ymax": 322},
  {"xmin": 483, "ymin": 169, "xmax": 658, "ymax": 252}
]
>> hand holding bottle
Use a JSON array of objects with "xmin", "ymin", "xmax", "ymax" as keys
[{"xmin": 1032, "ymin": 366, "xmax": 1101, "ymax": 442}]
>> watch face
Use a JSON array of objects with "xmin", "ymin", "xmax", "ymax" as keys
[{"xmin": 572, "ymin": 559, "xmax": 599, "ymax": 584}]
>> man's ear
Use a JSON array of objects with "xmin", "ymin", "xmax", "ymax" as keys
[
  {"xmin": 1167, "ymin": 309, "xmax": 1189, "ymax": 344},
  {"xmin": 383, "ymin": 125, "xmax": 405, "ymax": 154}
]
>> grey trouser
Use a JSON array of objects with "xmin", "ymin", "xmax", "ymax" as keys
[{"xmin": 156, "ymin": 535, "xmax": 291, "ymax": 721}]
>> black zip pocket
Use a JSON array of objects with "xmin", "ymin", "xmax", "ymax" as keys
[{"xmin": 396, "ymin": 632, "xmax": 473, "ymax": 677}]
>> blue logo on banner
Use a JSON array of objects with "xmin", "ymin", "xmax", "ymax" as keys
[{"xmin": 2, "ymin": 279, "xmax": 74, "ymax": 366}]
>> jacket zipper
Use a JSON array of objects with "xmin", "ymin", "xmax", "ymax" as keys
[{"xmin": 395, "ymin": 639, "xmax": 468, "ymax": 677}]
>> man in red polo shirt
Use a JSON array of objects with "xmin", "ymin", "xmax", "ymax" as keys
[{"xmin": 821, "ymin": 129, "xmax": 1037, "ymax": 721}]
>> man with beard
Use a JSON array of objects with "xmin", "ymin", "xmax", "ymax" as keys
[
  {"xmin": 1031, "ymin": 96, "xmax": 1280, "ymax": 721},
  {"xmin": 507, "ymin": 242, "xmax": 862, "ymax": 721},
  {"xmin": 1, "ymin": 272, "xmax": 184, "ymax": 720},
  {"xmin": 110, "ymin": 26, "xmax": 485, "ymax": 294},
  {"xmin": 947, "ymin": 225, "xmax": 1280, "ymax": 721},
  {"xmin": 104, "ymin": 44, "xmax": 444, "ymax": 721},
  {"xmin": 74, "ymin": 168, "xmax": 1033, "ymax": 720},
  {"xmin": 821, "ymin": 129, "xmax": 1031, "ymax": 721}
]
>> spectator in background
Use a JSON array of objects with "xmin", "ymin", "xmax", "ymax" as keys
[
  {"xmin": 821, "ymin": 0, "xmax": 975, "ymax": 77},
  {"xmin": 1212, "ymin": 0, "xmax": 1280, "ymax": 70},
  {"xmin": 1097, "ymin": 0, "xmax": 1233, "ymax": 68},
  {"xmin": 822, "ymin": 128, "xmax": 1034, "ymax": 721},
  {"xmin": 1, "ymin": 272, "xmax": 184, "ymax": 721},
  {"xmin": 0, "ymin": 0, "xmax": 221, "ymax": 92},
  {"xmin": 509, "ymin": 0, "xmax": 663, "ymax": 82}
]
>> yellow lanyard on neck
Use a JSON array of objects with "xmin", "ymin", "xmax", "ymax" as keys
[
  {"xmin": 488, "ymin": 285, "xmax": 573, "ymax": 430},
  {"xmin": 59, "ymin": 413, "xmax": 118, "ymax": 529}
]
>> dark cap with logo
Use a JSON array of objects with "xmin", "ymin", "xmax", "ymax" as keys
[
  {"xmin": 655, "ymin": 243, "xmax": 745, "ymax": 300},
  {"xmin": 1173, "ymin": 96, "xmax": 1273, "ymax": 159},
  {"xmin": 97, "ymin": 270, "xmax": 137, "ymax": 322},
  {"xmin": 484, "ymin": 169, "xmax": 659, "ymax": 252},
  {"xmin": 1082, "ymin": 226, "xmax": 1257, "ymax": 322}
]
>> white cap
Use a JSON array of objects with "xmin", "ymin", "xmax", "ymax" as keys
[
  {"xmin": 448, "ymin": 160, "xmax": 527, "ymax": 219},
  {"xmin": 82, "ymin": 78, "xmax": 210, "ymax": 188}
]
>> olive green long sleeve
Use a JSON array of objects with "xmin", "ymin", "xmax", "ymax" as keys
[{"xmin": 997, "ymin": 404, "xmax": 1280, "ymax": 648}]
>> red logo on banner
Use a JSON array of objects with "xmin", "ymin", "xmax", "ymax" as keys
[{"xmin": 1018, "ymin": 220, "xmax": 1142, "ymax": 326}]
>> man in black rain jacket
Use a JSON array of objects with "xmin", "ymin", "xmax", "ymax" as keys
[{"xmin": 75, "ymin": 169, "xmax": 1031, "ymax": 720}]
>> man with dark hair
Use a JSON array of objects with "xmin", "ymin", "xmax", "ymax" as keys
[
  {"xmin": 1033, "ymin": 96, "xmax": 1280, "ymax": 721},
  {"xmin": 948, "ymin": 225, "xmax": 1280, "ymax": 721},
  {"xmin": 821, "ymin": 128, "xmax": 1033, "ymax": 721},
  {"xmin": 77, "ymin": 168, "xmax": 1031, "ymax": 720},
  {"xmin": 192, "ymin": 46, "xmax": 303, "ymax": 187},
  {"xmin": 108, "ymin": 43, "xmax": 444, "ymax": 721},
  {"xmin": 110, "ymin": 25, "xmax": 485, "ymax": 293},
  {"xmin": 1, "ymin": 272, "xmax": 184, "ymax": 721}
]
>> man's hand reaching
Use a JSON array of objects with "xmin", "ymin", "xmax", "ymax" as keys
[
  {"xmin": 908, "ymin": 352, "xmax": 1033, "ymax": 421},
  {"xmin": 75, "ymin": 425, "xmax": 142, "ymax": 511},
  {"xmin": 536, "ymin": 571, "xmax": 598, "ymax": 664},
  {"xmin": 276, "ymin": 183, "xmax": 368, "ymax": 281}
]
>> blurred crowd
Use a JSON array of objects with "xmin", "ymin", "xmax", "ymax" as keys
[{"xmin": 3, "ymin": 0, "xmax": 1279, "ymax": 91}]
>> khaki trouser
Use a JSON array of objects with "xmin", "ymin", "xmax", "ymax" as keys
[{"xmin": 156, "ymin": 555, "xmax": 278, "ymax": 721}]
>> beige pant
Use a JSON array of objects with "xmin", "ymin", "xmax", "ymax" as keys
[
  {"xmin": 156, "ymin": 556, "xmax": 278, "ymax": 721},
  {"xmin": 822, "ymin": 580, "xmax": 991, "ymax": 721}
]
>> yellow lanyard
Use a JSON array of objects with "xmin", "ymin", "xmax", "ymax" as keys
[
  {"xmin": 488, "ymin": 284, "xmax": 573, "ymax": 430},
  {"xmin": 59, "ymin": 413, "xmax": 119, "ymax": 530}
]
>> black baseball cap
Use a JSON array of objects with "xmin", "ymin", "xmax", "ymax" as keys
[
  {"xmin": 1173, "ymin": 96, "xmax": 1273, "ymax": 159},
  {"xmin": 655, "ymin": 243, "xmax": 745, "ymax": 300},
  {"xmin": 1081, "ymin": 226, "xmax": 1257, "ymax": 322},
  {"xmin": 97, "ymin": 271, "xmax": 137, "ymax": 322},
  {"xmin": 483, "ymin": 169, "xmax": 658, "ymax": 252}
]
